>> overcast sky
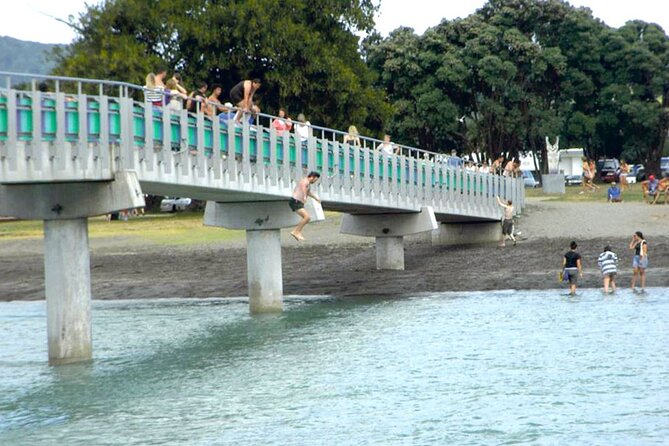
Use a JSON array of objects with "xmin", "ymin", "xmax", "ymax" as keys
[{"xmin": 0, "ymin": 0, "xmax": 667, "ymax": 44}]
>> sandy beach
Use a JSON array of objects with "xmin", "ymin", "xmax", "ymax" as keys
[{"xmin": 1, "ymin": 198, "xmax": 668, "ymax": 301}]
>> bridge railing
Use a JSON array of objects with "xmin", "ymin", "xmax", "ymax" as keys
[{"xmin": 0, "ymin": 72, "xmax": 524, "ymax": 213}]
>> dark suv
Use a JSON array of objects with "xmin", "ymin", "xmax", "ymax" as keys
[{"xmin": 599, "ymin": 159, "xmax": 620, "ymax": 183}]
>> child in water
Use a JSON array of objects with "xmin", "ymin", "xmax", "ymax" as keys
[{"xmin": 597, "ymin": 245, "xmax": 618, "ymax": 294}]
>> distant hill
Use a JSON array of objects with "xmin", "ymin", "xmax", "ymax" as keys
[{"xmin": 0, "ymin": 36, "xmax": 62, "ymax": 75}]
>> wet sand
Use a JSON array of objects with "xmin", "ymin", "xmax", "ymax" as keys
[{"xmin": 1, "ymin": 198, "xmax": 668, "ymax": 301}]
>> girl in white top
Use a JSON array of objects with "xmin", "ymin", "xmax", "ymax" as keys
[
  {"xmin": 295, "ymin": 113, "xmax": 311, "ymax": 142},
  {"xmin": 165, "ymin": 79, "xmax": 187, "ymax": 111}
]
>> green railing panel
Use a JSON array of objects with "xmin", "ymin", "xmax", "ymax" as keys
[
  {"xmin": 65, "ymin": 101, "xmax": 79, "ymax": 141},
  {"xmin": 187, "ymin": 116, "xmax": 196, "ymax": 148},
  {"xmin": 0, "ymin": 96, "xmax": 7, "ymax": 141},
  {"xmin": 109, "ymin": 102, "xmax": 121, "ymax": 142},
  {"xmin": 17, "ymin": 97, "xmax": 33, "ymax": 141},
  {"xmin": 133, "ymin": 105, "xmax": 145, "ymax": 144}
]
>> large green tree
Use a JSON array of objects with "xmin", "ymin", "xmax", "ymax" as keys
[
  {"xmin": 52, "ymin": 0, "xmax": 389, "ymax": 133},
  {"xmin": 366, "ymin": 0, "xmax": 669, "ymax": 170}
]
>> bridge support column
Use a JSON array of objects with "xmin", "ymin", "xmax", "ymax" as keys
[
  {"xmin": 375, "ymin": 236, "xmax": 405, "ymax": 270},
  {"xmin": 340, "ymin": 207, "xmax": 437, "ymax": 270},
  {"xmin": 0, "ymin": 171, "xmax": 144, "ymax": 365},
  {"xmin": 432, "ymin": 221, "xmax": 502, "ymax": 246},
  {"xmin": 44, "ymin": 218, "xmax": 92, "ymax": 365},
  {"xmin": 204, "ymin": 200, "xmax": 325, "ymax": 313},
  {"xmin": 246, "ymin": 229, "xmax": 283, "ymax": 312}
]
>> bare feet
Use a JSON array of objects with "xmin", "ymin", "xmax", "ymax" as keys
[{"xmin": 290, "ymin": 231, "xmax": 305, "ymax": 242}]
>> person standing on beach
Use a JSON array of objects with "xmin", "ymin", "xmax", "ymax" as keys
[
  {"xmin": 496, "ymin": 196, "xmax": 515, "ymax": 247},
  {"xmin": 562, "ymin": 241, "xmax": 583, "ymax": 295},
  {"xmin": 629, "ymin": 231, "xmax": 648, "ymax": 292},
  {"xmin": 289, "ymin": 171, "xmax": 321, "ymax": 241},
  {"xmin": 597, "ymin": 245, "xmax": 618, "ymax": 294}
]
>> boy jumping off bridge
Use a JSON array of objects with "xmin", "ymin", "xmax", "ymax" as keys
[{"xmin": 289, "ymin": 171, "xmax": 321, "ymax": 241}]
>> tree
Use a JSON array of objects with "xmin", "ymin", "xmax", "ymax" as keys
[
  {"xmin": 51, "ymin": 0, "xmax": 389, "ymax": 133},
  {"xmin": 365, "ymin": 0, "xmax": 669, "ymax": 171}
]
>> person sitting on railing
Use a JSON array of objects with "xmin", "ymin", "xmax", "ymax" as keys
[
  {"xmin": 143, "ymin": 73, "xmax": 164, "ymax": 107},
  {"xmin": 490, "ymin": 155, "xmax": 504, "ymax": 175},
  {"xmin": 230, "ymin": 78, "xmax": 262, "ymax": 123},
  {"xmin": 165, "ymin": 79, "xmax": 187, "ymax": 111},
  {"xmin": 203, "ymin": 85, "xmax": 225, "ymax": 116},
  {"xmin": 295, "ymin": 113, "xmax": 312, "ymax": 144},
  {"xmin": 503, "ymin": 158, "xmax": 518, "ymax": 177},
  {"xmin": 272, "ymin": 108, "xmax": 293, "ymax": 136},
  {"xmin": 343, "ymin": 125, "xmax": 361, "ymax": 147},
  {"xmin": 186, "ymin": 81, "xmax": 208, "ymax": 113},
  {"xmin": 376, "ymin": 134, "xmax": 399, "ymax": 156}
]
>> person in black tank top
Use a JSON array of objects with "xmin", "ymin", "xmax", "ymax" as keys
[
  {"xmin": 229, "ymin": 78, "xmax": 262, "ymax": 123},
  {"xmin": 562, "ymin": 241, "xmax": 582, "ymax": 295}
]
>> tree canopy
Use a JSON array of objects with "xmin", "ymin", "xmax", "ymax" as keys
[
  {"xmin": 52, "ymin": 0, "xmax": 390, "ymax": 133},
  {"xmin": 365, "ymin": 0, "xmax": 669, "ymax": 171},
  {"xmin": 52, "ymin": 0, "xmax": 669, "ymax": 172}
]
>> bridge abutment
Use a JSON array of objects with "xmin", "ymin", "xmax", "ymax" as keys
[
  {"xmin": 340, "ymin": 207, "xmax": 437, "ymax": 270},
  {"xmin": 0, "ymin": 172, "xmax": 144, "ymax": 365},
  {"xmin": 432, "ymin": 222, "xmax": 502, "ymax": 246},
  {"xmin": 204, "ymin": 200, "xmax": 325, "ymax": 313}
]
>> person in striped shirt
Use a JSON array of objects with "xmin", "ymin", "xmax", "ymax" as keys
[{"xmin": 597, "ymin": 245, "xmax": 618, "ymax": 294}]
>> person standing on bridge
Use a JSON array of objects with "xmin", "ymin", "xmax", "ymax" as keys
[{"xmin": 289, "ymin": 172, "xmax": 321, "ymax": 242}]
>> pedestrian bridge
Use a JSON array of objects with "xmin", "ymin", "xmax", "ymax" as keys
[{"xmin": 0, "ymin": 72, "xmax": 524, "ymax": 364}]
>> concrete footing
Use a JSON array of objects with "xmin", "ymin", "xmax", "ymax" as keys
[
  {"xmin": 432, "ymin": 221, "xmax": 502, "ymax": 246},
  {"xmin": 0, "ymin": 171, "xmax": 145, "ymax": 365},
  {"xmin": 541, "ymin": 173, "xmax": 566, "ymax": 194},
  {"xmin": 204, "ymin": 199, "xmax": 325, "ymax": 313},
  {"xmin": 340, "ymin": 207, "xmax": 437, "ymax": 270},
  {"xmin": 376, "ymin": 236, "xmax": 405, "ymax": 270}
]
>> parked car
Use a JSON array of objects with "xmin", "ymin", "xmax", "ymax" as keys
[
  {"xmin": 160, "ymin": 197, "xmax": 192, "ymax": 212},
  {"xmin": 661, "ymin": 157, "xmax": 669, "ymax": 178},
  {"xmin": 565, "ymin": 174, "xmax": 582, "ymax": 186},
  {"xmin": 629, "ymin": 164, "xmax": 646, "ymax": 182},
  {"xmin": 522, "ymin": 170, "xmax": 538, "ymax": 188},
  {"xmin": 598, "ymin": 158, "xmax": 620, "ymax": 183}
]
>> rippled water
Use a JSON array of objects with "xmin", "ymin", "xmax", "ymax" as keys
[{"xmin": 1, "ymin": 290, "xmax": 668, "ymax": 445}]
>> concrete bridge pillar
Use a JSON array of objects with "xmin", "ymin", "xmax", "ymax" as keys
[
  {"xmin": 0, "ymin": 172, "xmax": 144, "ymax": 365},
  {"xmin": 246, "ymin": 229, "xmax": 283, "ymax": 312},
  {"xmin": 44, "ymin": 218, "xmax": 92, "ymax": 364},
  {"xmin": 204, "ymin": 199, "xmax": 325, "ymax": 313},
  {"xmin": 340, "ymin": 207, "xmax": 437, "ymax": 270}
]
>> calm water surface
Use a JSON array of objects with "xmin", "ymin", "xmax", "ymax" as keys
[{"xmin": 0, "ymin": 289, "xmax": 667, "ymax": 445}]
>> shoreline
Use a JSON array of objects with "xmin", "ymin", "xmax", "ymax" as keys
[{"xmin": 1, "ymin": 199, "xmax": 668, "ymax": 301}]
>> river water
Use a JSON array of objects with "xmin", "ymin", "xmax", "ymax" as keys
[{"xmin": 1, "ymin": 290, "xmax": 667, "ymax": 445}]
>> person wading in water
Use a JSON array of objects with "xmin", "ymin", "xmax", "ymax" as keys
[{"xmin": 562, "ymin": 241, "xmax": 583, "ymax": 295}]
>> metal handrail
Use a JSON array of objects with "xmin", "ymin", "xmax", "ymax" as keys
[{"xmin": 0, "ymin": 71, "xmax": 456, "ymax": 163}]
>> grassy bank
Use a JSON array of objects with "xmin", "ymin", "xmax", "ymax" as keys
[
  {"xmin": 525, "ymin": 183, "xmax": 652, "ymax": 202},
  {"xmin": 0, "ymin": 212, "xmax": 245, "ymax": 245}
]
